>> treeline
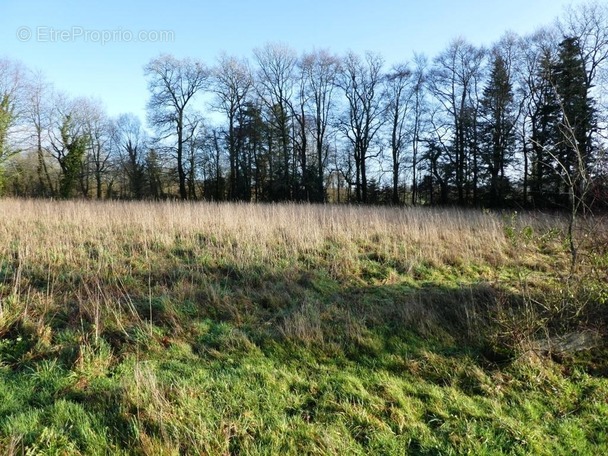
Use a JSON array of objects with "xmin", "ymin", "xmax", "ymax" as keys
[{"xmin": 1, "ymin": 2, "xmax": 607, "ymax": 208}]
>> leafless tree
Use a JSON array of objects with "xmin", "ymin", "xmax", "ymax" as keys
[
  {"xmin": 79, "ymin": 98, "xmax": 112, "ymax": 199},
  {"xmin": 111, "ymin": 113, "xmax": 147, "ymax": 199},
  {"xmin": 145, "ymin": 54, "xmax": 209, "ymax": 199},
  {"xmin": 253, "ymin": 42, "xmax": 297, "ymax": 199},
  {"xmin": 384, "ymin": 62, "xmax": 412, "ymax": 204},
  {"xmin": 299, "ymin": 50, "xmax": 341, "ymax": 201},
  {"xmin": 337, "ymin": 51, "xmax": 386, "ymax": 203},
  {"xmin": 428, "ymin": 38, "xmax": 486, "ymax": 205},
  {"xmin": 212, "ymin": 53, "xmax": 253, "ymax": 200},
  {"xmin": 183, "ymin": 112, "xmax": 205, "ymax": 200},
  {"xmin": 22, "ymin": 70, "xmax": 57, "ymax": 196},
  {"xmin": 409, "ymin": 53, "xmax": 429, "ymax": 205}
]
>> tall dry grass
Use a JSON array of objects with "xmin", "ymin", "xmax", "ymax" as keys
[
  {"xmin": 0, "ymin": 198, "xmax": 538, "ymax": 271},
  {"xmin": 0, "ymin": 198, "xmax": 576, "ymax": 345}
]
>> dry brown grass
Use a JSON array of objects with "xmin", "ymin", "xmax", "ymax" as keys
[
  {"xmin": 0, "ymin": 198, "xmax": 526, "ymax": 272},
  {"xmin": 0, "ymin": 198, "xmax": 580, "ymax": 348}
]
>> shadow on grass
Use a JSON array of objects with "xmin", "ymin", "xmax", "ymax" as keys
[
  {"xmin": 3, "ymin": 251, "xmax": 608, "ymax": 454},
  {"xmin": 114, "ymin": 260, "xmax": 517, "ymax": 366},
  {"xmin": 4, "ymin": 247, "xmax": 607, "ymax": 377}
]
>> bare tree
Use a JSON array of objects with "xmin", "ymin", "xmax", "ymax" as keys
[
  {"xmin": 300, "ymin": 50, "xmax": 341, "ymax": 201},
  {"xmin": 292, "ymin": 55, "xmax": 311, "ymax": 200},
  {"xmin": 79, "ymin": 99, "xmax": 112, "ymax": 199},
  {"xmin": 337, "ymin": 51, "xmax": 386, "ymax": 203},
  {"xmin": 111, "ymin": 113, "xmax": 147, "ymax": 199},
  {"xmin": 197, "ymin": 127, "xmax": 225, "ymax": 201},
  {"xmin": 212, "ymin": 53, "xmax": 253, "ymax": 200},
  {"xmin": 183, "ymin": 112, "xmax": 205, "ymax": 200},
  {"xmin": 23, "ymin": 70, "xmax": 57, "ymax": 196},
  {"xmin": 409, "ymin": 54, "xmax": 429, "ymax": 205},
  {"xmin": 428, "ymin": 38, "xmax": 486, "ymax": 205},
  {"xmin": 145, "ymin": 54, "xmax": 209, "ymax": 199},
  {"xmin": 384, "ymin": 63, "xmax": 412, "ymax": 204},
  {"xmin": 253, "ymin": 43, "xmax": 297, "ymax": 199},
  {"xmin": 553, "ymin": 99, "xmax": 592, "ymax": 273}
]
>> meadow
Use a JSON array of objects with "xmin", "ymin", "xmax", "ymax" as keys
[{"xmin": 0, "ymin": 199, "xmax": 606, "ymax": 454}]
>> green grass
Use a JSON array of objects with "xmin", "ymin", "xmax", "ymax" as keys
[{"xmin": 0, "ymin": 200, "xmax": 606, "ymax": 454}]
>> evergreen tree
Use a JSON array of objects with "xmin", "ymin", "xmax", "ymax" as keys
[
  {"xmin": 529, "ymin": 50, "xmax": 561, "ymax": 207},
  {"xmin": 553, "ymin": 37, "xmax": 595, "ymax": 205},
  {"xmin": 236, "ymin": 102, "xmax": 266, "ymax": 201},
  {"xmin": 480, "ymin": 55, "xmax": 516, "ymax": 206}
]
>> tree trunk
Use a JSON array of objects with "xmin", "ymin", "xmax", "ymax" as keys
[{"xmin": 177, "ymin": 111, "xmax": 187, "ymax": 200}]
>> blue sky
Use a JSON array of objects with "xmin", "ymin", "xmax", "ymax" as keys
[{"xmin": 1, "ymin": 0, "xmax": 589, "ymax": 121}]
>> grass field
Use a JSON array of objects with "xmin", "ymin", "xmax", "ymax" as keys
[{"xmin": 0, "ymin": 199, "xmax": 607, "ymax": 454}]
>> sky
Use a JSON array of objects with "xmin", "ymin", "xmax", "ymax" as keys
[{"xmin": 1, "ymin": 0, "xmax": 592, "ymax": 123}]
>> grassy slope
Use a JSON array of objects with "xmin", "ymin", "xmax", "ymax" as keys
[{"xmin": 0, "ymin": 199, "xmax": 606, "ymax": 455}]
